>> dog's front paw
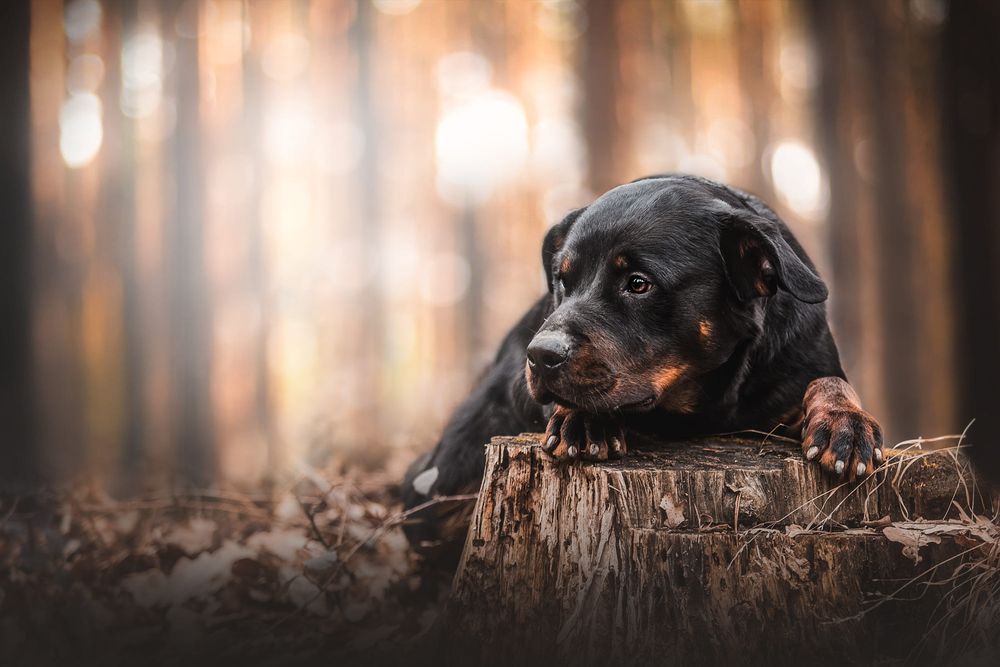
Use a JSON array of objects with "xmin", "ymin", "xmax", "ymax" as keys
[
  {"xmin": 801, "ymin": 377, "xmax": 884, "ymax": 481},
  {"xmin": 541, "ymin": 406, "xmax": 625, "ymax": 462}
]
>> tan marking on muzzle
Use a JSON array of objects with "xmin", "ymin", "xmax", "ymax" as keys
[{"xmin": 652, "ymin": 363, "xmax": 688, "ymax": 394}]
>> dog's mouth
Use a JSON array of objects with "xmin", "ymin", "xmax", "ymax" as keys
[
  {"xmin": 527, "ymin": 361, "xmax": 657, "ymax": 414},
  {"xmin": 545, "ymin": 391, "xmax": 656, "ymax": 414},
  {"xmin": 616, "ymin": 396, "xmax": 656, "ymax": 412}
]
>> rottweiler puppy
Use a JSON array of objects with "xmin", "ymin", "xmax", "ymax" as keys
[{"xmin": 401, "ymin": 174, "xmax": 882, "ymax": 557}]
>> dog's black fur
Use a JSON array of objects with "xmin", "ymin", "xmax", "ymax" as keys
[{"xmin": 402, "ymin": 175, "xmax": 882, "ymax": 556}]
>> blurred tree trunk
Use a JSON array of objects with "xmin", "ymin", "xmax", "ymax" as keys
[
  {"xmin": 806, "ymin": 0, "xmax": 955, "ymax": 445},
  {"xmin": 119, "ymin": 3, "xmax": 144, "ymax": 484},
  {"xmin": 352, "ymin": 0, "xmax": 385, "ymax": 439},
  {"xmin": 581, "ymin": 0, "xmax": 623, "ymax": 194},
  {"xmin": 0, "ymin": 0, "xmax": 36, "ymax": 490},
  {"xmin": 168, "ymin": 1, "xmax": 215, "ymax": 486},
  {"xmin": 105, "ymin": 0, "xmax": 145, "ymax": 489},
  {"xmin": 663, "ymin": 0, "xmax": 694, "ymax": 145},
  {"xmin": 941, "ymin": 0, "xmax": 1000, "ymax": 480},
  {"xmin": 736, "ymin": 1, "xmax": 774, "ymax": 200},
  {"xmin": 242, "ymin": 2, "xmax": 276, "ymax": 483},
  {"xmin": 807, "ymin": 0, "xmax": 866, "ymax": 397},
  {"xmin": 851, "ymin": 1, "xmax": 925, "ymax": 438}
]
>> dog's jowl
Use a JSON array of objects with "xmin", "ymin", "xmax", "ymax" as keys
[{"xmin": 402, "ymin": 174, "xmax": 883, "ymax": 557}]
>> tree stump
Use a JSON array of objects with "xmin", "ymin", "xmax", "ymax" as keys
[{"xmin": 442, "ymin": 433, "xmax": 995, "ymax": 665}]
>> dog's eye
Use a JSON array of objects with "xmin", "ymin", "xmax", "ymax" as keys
[{"xmin": 626, "ymin": 275, "xmax": 652, "ymax": 294}]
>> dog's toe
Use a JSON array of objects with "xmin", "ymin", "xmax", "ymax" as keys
[{"xmin": 578, "ymin": 417, "xmax": 603, "ymax": 461}]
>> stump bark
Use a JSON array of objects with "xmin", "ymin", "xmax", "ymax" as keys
[{"xmin": 443, "ymin": 433, "xmax": 994, "ymax": 665}]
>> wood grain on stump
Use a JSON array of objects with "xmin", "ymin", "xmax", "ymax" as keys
[{"xmin": 443, "ymin": 434, "xmax": 993, "ymax": 665}]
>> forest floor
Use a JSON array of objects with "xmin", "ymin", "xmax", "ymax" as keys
[
  {"xmin": 4, "ymin": 435, "xmax": 1000, "ymax": 666},
  {"xmin": 0, "ymin": 453, "xmax": 458, "ymax": 667}
]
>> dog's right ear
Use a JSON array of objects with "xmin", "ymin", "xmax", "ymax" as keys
[
  {"xmin": 716, "ymin": 206, "xmax": 828, "ymax": 304},
  {"xmin": 542, "ymin": 207, "xmax": 586, "ymax": 293}
]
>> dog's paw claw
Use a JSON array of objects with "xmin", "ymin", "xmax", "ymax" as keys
[
  {"xmin": 542, "ymin": 407, "xmax": 625, "ymax": 463},
  {"xmin": 609, "ymin": 437, "xmax": 625, "ymax": 459}
]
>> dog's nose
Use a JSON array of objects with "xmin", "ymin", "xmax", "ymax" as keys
[{"xmin": 527, "ymin": 332, "xmax": 571, "ymax": 369}]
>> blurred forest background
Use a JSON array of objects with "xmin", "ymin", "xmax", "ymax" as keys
[{"xmin": 1, "ymin": 0, "xmax": 998, "ymax": 493}]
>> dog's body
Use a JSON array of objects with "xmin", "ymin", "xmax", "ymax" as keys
[{"xmin": 402, "ymin": 175, "xmax": 882, "ymax": 556}]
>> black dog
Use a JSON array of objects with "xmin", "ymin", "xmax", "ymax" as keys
[{"xmin": 401, "ymin": 174, "xmax": 882, "ymax": 556}]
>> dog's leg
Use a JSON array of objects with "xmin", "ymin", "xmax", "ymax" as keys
[
  {"xmin": 401, "ymin": 367, "xmax": 540, "ymax": 558},
  {"xmin": 401, "ymin": 297, "xmax": 550, "ymax": 557},
  {"xmin": 799, "ymin": 377, "xmax": 884, "ymax": 481}
]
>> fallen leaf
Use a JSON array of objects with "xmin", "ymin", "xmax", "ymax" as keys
[
  {"xmin": 121, "ymin": 569, "xmax": 169, "ymax": 607},
  {"xmin": 785, "ymin": 524, "xmax": 810, "ymax": 537},
  {"xmin": 246, "ymin": 528, "xmax": 308, "ymax": 562},
  {"xmin": 304, "ymin": 552, "xmax": 339, "ymax": 579},
  {"xmin": 883, "ymin": 525, "xmax": 942, "ymax": 564},
  {"xmin": 63, "ymin": 538, "xmax": 82, "ymax": 558},
  {"xmin": 274, "ymin": 493, "xmax": 301, "ymax": 521},
  {"xmin": 125, "ymin": 541, "xmax": 251, "ymax": 607},
  {"xmin": 162, "ymin": 517, "xmax": 217, "ymax": 555},
  {"xmin": 659, "ymin": 494, "xmax": 686, "ymax": 529}
]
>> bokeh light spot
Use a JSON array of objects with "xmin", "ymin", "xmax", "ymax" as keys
[
  {"xmin": 120, "ymin": 28, "xmax": 169, "ymax": 119},
  {"xmin": 373, "ymin": 0, "xmax": 422, "ymax": 16},
  {"xmin": 264, "ymin": 98, "xmax": 315, "ymax": 166},
  {"xmin": 768, "ymin": 140, "xmax": 828, "ymax": 220},
  {"xmin": 64, "ymin": 0, "xmax": 102, "ymax": 43},
  {"xmin": 60, "ymin": 93, "xmax": 103, "ymax": 168},
  {"xmin": 435, "ymin": 90, "xmax": 528, "ymax": 204}
]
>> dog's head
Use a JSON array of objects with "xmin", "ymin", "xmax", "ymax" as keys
[{"xmin": 525, "ymin": 175, "xmax": 828, "ymax": 414}]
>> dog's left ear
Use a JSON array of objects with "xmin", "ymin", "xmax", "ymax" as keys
[
  {"xmin": 717, "ymin": 207, "xmax": 828, "ymax": 304},
  {"xmin": 542, "ymin": 207, "xmax": 586, "ymax": 293}
]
